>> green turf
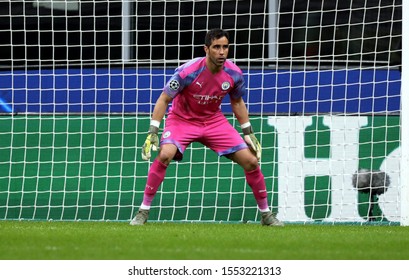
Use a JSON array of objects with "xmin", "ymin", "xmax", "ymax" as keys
[{"xmin": 1, "ymin": 220, "xmax": 409, "ymax": 260}]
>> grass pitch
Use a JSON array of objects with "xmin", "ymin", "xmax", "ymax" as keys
[{"xmin": 1, "ymin": 220, "xmax": 408, "ymax": 260}]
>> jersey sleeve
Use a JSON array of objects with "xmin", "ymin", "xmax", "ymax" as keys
[
  {"xmin": 225, "ymin": 66, "xmax": 247, "ymax": 99},
  {"xmin": 163, "ymin": 68, "xmax": 185, "ymax": 98},
  {"xmin": 163, "ymin": 57, "xmax": 203, "ymax": 98},
  {"xmin": 230, "ymin": 73, "xmax": 246, "ymax": 99}
]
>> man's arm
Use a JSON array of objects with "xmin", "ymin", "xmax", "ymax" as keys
[
  {"xmin": 230, "ymin": 96, "xmax": 250, "ymax": 126},
  {"xmin": 151, "ymin": 92, "xmax": 173, "ymax": 123},
  {"xmin": 141, "ymin": 92, "xmax": 173, "ymax": 160},
  {"xmin": 230, "ymin": 96, "xmax": 262, "ymax": 160}
]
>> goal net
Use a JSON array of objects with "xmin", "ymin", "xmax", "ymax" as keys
[{"xmin": 0, "ymin": 0, "xmax": 406, "ymax": 224}]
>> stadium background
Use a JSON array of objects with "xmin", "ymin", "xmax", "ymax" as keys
[{"xmin": 0, "ymin": 1, "xmax": 401, "ymax": 222}]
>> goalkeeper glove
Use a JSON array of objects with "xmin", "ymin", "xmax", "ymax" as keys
[
  {"xmin": 141, "ymin": 124, "xmax": 159, "ymax": 161},
  {"xmin": 242, "ymin": 123, "xmax": 261, "ymax": 161}
]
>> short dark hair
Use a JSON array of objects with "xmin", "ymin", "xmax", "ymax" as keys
[{"xmin": 205, "ymin": 29, "xmax": 229, "ymax": 47}]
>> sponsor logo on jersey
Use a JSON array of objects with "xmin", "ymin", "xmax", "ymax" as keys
[{"xmin": 193, "ymin": 94, "xmax": 224, "ymax": 105}]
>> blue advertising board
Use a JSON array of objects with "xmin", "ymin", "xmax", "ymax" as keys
[{"xmin": 0, "ymin": 68, "xmax": 401, "ymax": 114}]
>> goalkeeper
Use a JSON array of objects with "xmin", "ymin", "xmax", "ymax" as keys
[{"xmin": 131, "ymin": 29, "xmax": 283, "ymax": 227}]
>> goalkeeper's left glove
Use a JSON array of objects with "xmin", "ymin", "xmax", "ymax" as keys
[{"xmin": 242, "ymin": 123, "xmax": 261, "ymax": 161}]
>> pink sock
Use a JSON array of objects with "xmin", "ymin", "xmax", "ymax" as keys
[
  {"xmin": 141, "ymin": 159, "xmax": 168, "ymax": 207},
  {"xmin": 245, "ymin": 166, "xmax": 269, "ymax": 211}
]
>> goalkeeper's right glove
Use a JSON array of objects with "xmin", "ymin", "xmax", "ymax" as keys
[
  {"xmin": 141, "ymin": 125, "xmax": 159, "ymax": 161},
  {"xmin": 242, "ymin": 123, "xmax": 262, "ymax": 161}
]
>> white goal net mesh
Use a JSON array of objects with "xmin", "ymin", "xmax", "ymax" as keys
[{"xmin": 0, "ymin": 0, "xmax": 404, "ymax": 224}]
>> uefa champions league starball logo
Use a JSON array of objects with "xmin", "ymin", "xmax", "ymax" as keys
[{"xmin": 169, "ymin": 80, "xmax": 180, "ymax": 91}]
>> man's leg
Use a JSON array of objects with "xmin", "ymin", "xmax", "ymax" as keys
[
  {"xmin": 130, "ymin": 143, "xmax": 179, "ymax": 225},
  {"xmin": 228, "ymin": 149, "xmax": 284, "ymax": 226},
  {"xmin": 244, "ymin": 166, "xmax": 269, "ymax": 212},
  {"xmin": 130, "ymin": 158, "xmax": 168, "ymax": 225},
  {"xmin": 225, "ymin": 147, "xmax": 269, "ymax": 211},
  {"xmin": 141, "ymin": 159, "xmax": 168, "ymax": 209},
  {"xmin": 245, "ymin": 166, "xmax": 284, "ymax": 226},
  {"xmin": 203, "ymin": 119, "xmax": 283, "ymax": 226}
]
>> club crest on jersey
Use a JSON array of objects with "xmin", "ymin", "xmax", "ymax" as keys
[
  {"xmin": 163, "ymin": 131, "xmax": 171, "ymax": 138},
  {"xmin": 169, "ymin": 80, "xmax": 180, "ymax": 91},
  {"xmin": 221, "ymin": 81, "xmax": 230, "ymax": 91}
]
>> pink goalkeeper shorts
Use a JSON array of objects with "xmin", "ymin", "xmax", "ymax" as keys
[{"xmin": 160, "ymin": 114, "xmax": 248, "ymax": 161}]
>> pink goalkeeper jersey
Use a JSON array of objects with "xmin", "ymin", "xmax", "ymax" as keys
[{"xmin": 163, "ymin": 57, "xmax": 246, "ymax": 122}]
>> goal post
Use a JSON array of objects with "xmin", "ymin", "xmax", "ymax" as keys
[
  {"xmin": 0, "ymin": 0, "xmax": 406, "ymax": 225},
  {"xmin": 400, "ymin": 0, "xmax": 409, "ymax": 226}
]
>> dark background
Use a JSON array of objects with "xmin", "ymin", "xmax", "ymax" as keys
[{"xmin": 0, "ymin": 0, "xmax": 402, "ymax": 68}]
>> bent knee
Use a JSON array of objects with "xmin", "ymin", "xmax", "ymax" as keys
[
  {"xmin": 157, "ymin": 144, "xmax": 178, "ymax": 165},
  {"xmin": 245, "ymin": 157, "xmax": 259, "ymax": 171},
  {"xmin": 239, "ymin": 153, "xmax": 260, "ymax": 171}
]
